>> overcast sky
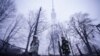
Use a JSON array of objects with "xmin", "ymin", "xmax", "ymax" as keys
[
  {"xmin": 15, "ymin": 0, "xmax": 100, "ymax": 55},
  {"xmin": 15, "ymin": 0, "xmax": 100, "ymax": 23}
]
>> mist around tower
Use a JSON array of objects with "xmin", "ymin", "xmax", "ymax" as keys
[{"xmin": 0, "ymin": 0, "xmax": 100, "ymax": 56}]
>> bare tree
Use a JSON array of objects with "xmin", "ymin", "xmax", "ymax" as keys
[
  {"xmin": 25, "ymin": 11, "xmax": 36, "ymax": 53},
  {"xmin": 0, "ymin": 0, "xmax": 15, "ymax": 22},
  {"xmin": 25, "ymin": 7, "xmax": 48, "ymax": 53},
  {"xmin": 96, "ymin": 24, "xmax": 100, "ymax": 33},
  {"xmin": 0, "ymin": 15, "xmax": 22, "ymax": 52},
  {"xmin": 76, "ymin": 44, "xmax": 83, "ymax": 56},
  {"xmin": 0, "ymin": 0, "xmax": 16, "ymax": 40},
  {"xmin": 69, "ymin": 12, "xmax": 94, "ymax": 55},
  {"xmin": 48, "ymin": 23, "xmax": 70, "ymax": 55}
]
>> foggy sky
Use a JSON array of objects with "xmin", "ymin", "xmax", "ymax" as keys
[
  {"xmin": 15, "ymin": 0, "xmax": 100, "ymax": 55},
  {"xmin": 16, "ymin": 0, "xmax": 100, "ymax": 23}
]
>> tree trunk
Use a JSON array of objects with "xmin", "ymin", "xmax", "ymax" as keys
[
  {"xmin": 58, "ymin": 41, "xmax": 62, "ymax": 56},
  {"xmin": 76, "ymin": 44, "xmax": 83, "ymax": 56}
]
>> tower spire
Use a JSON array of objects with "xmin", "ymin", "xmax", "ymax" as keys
[
  {"xmin": 51, "ymin": 0, "xmax": 56, "ymax": 20},
  {"xmin": 52, "ymin": 0, "xmax": 54, "ymax": 11}
]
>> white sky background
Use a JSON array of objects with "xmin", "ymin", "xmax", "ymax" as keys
[
  {"xmin": 15, "ymin": 0, "xmax": 100, "ymax": 55},
  {"xmin": 15, "ymin": 0, "xmax": 100, "ymax": 23}
]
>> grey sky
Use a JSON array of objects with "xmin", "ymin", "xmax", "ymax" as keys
[
  {"xmin": 15, "ymin": 0, "xmax": 100, "ymax": 55},
  {"xmin": 15, "ymin": 0, "xmax": 100, "ymax": 23}
]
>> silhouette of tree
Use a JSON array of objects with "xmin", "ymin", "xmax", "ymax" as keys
[
  {"xmin": 25, "ymin": 7, "xmax": 48, "ymax": 55},
  {"xmin": 0, "ymin": 15, "xmax": 23, "ymax": 52},
  {"xmin": 0, "ymin": 0, "xmax": 15, "ymax": 22},
  {"xmin": 96, "ymin": 24, "xmax": 100, "ymax": 33},
  {"xmin": 61, "ymin": 37, "xmax": 70, "ymax": 56},
  {"xmin": 69, "ymin": 12, "xmax": 95, "ymax": 55}
]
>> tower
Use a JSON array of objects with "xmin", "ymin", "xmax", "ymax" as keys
[{"xmin": 48, "ymin": 0, "xmax": 59, "ymax": 55}]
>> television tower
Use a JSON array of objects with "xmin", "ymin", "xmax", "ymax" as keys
[{"xmin": 48, "ymin": 0, "xmax": 59, "ymax": 55}]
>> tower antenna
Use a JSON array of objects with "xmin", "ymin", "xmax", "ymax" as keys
[{"xmin": 52, "ymin": 0, "xmax": 54, "ymax": 10}]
